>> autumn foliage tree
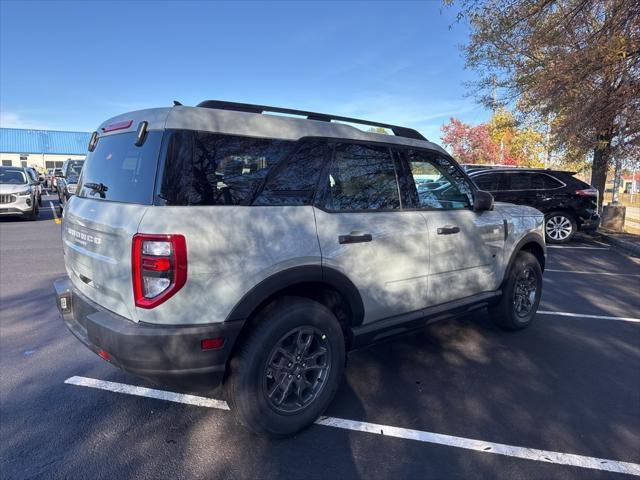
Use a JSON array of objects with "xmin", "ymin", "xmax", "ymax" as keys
[
  {"xmin": 441, "ymin": 109, "xmax": 546, "ymax": 166},
  {"xmin": 446, "ymin": 0, "xmax": 640, "ymax": 205}
]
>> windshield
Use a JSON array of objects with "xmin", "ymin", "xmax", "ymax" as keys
[
  {"xmin": 0, "ymin": 169, "xmax": 27, "ymax": 185},
  {"xmin": 66, "ymin": 162, "xmax": 84, "ymax": 177},
  {"xmin": 77, "ymin": 131, "xmax": 162, "ymax": 204}
]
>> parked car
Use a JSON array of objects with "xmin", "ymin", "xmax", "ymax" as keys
[
  {"xmin": 55, "ymin": 100, "xmax": 546, "ymax": 437},
  {"xmin": 51, "ymin": 168, "xmax": 64, "ymax": 192},
  {"xmin": 26, "ymin": 167, "xmax": 43, "ymax": 207},
  {"xmin": 468, "ymin": 168, "xmax": 600, "ymax": 244},
  {"xmin": 57, "ymin": 159, "xmax": 85, "ymax": 209},
  {"xmin": 0, "ymin": 166, "xmax": 39, "ymax": 220}
]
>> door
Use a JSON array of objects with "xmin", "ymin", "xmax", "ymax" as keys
[
  {"xmin": 314, "ymin": 142, "xmax": 430, "ymax": 324},
  {"xmin": 395, "ymin": 149, "xmax": 505, "ymax": 306}
]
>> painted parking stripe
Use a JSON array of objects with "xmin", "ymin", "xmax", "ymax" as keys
[
  {"xmin": 65, "ymin": 376, "xmax": 640, "ymax": 477},
  {"xmin": 545, "ymin": 269, "xmax": 640, "ymax": 277},
  {"xmin": 547, "ymin": 245, "xmax": 609, "ymax": 250},
  {"xmin": 49, "ymin": 201, "xmax": 61, "ymax": 224},
  {"xmin": 538, "ymin": 311, "xmax": 640, "ymax": 323}
]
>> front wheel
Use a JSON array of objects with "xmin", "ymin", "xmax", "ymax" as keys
[
  {"xmin": 489, "ymin": 251, "xmax": 542, "ymax": 330},
  {"xmin": 544, "ymin": 212, "xmax": 576, "ymax": 244},
  {"xmin": 227, "ymin": 297, "xmax": 345, "ymax": 437}
]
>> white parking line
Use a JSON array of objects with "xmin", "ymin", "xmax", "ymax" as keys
[
  {"xmin": 49, "ymin": 201, "xmax": 61, "ymax": 224},
  {"xmin": 545, "ymin": 269, "xmax": 640, "ymax": 277},
  {"xmin": 65, "ymin": 376, "xmax": 640, "ymax": 477},
  {"xmin": 537, "ymin": 311, "xmax": 640, "ymax": 323},
  {"xmin": 547, "ymin": 246, "xmax": 609, "ymax": 250}
]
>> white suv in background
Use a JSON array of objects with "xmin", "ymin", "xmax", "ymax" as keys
[{"xmin": 55, "ymin": 100, "xmax": 545, "ymax": 436}]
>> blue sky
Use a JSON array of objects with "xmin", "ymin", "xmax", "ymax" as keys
[{"xmin": 0, "ymin": 0, "xmax": 490, "ymax": 143}]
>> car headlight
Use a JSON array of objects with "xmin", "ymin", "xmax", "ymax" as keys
[
  {"xmin": 67, "ymin": 184, "xmax": 77, "ymax": 194},
  {"xmin": 15, "ymin": 189, "xmax": 31, "ymax": 196}
]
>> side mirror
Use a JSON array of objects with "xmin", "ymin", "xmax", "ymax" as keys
[{"xmin": 473, "ymin": 190, "xmax": 494, "ymax": 212}]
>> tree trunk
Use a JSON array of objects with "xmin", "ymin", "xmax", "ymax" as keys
[{"xmin": 590, "ymin": 133, "xmax": 612, "ymax": 211}]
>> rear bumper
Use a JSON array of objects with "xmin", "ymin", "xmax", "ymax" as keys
[
  {"xmin": 54, "ymin": 277, "xmax": 242, "ymax": 390},
  {"xmin": 580, "ymin": 213, "xmax": 601, "ymax": 231}
]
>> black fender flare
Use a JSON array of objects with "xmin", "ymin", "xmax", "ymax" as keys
[
  {"xmin": 225, "ymin": 265, "xmax": 365, "ymax": 326},
  {"xmin": 501, "ymin": 233, "xmax": 546, "ymax": 286}
]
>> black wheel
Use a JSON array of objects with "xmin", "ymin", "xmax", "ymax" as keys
[
  {"xmin": 544, "ymin": 211, "xmax": 576, "ymax": 244},
  {"xmin": 227, "ymin": 297, "xmax": 345, "ymax": 437},
  {"xmin": 489, "ymin": 251, "xmax": 542, "ymax": 330},
  {"xmin": 28, "ymin": 204, "xmax": 38, "ymax": 221}
]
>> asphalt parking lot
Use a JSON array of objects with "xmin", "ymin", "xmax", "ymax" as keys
[{"xmin": 1, "ymin": 192, "xmax": 639, "ymax": 479}]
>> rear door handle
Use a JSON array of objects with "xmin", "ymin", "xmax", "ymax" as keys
[
  {"xmin": 339, "ymin": 232, "xmax": 373, "ymax": 244},
  {"xmin": 437, "ymin": 225, "xmax": 460, "ymax": 235}
]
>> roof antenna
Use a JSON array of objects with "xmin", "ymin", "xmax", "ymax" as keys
[{"xmin": 173, "ymin": 100, "xmax": 183, "ymax": 106}]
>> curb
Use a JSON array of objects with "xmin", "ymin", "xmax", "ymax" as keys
[{"xmin": 595, "ymin": 230, "xmax": 640, "ymax": 257}]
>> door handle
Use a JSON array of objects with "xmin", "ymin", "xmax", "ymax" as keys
[
  {"xmin": 339, "ymin": 232, "xmax": 373, "ymax": 244},
  {"xmin": 437, "ymin": 225, "xmax": 460, "ymax": 235}
]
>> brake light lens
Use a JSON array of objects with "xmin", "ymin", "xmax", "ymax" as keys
[
  {"xmin": 132, "ymin": 234, "xmax": 187, "ymax": 309},
  {"xmin": 102, "ymin": 120, "xmax": 133, "ymax": 132},
  {"xmin": 575, "ymin": 188, "xmax": 597, "ymax": 196}
]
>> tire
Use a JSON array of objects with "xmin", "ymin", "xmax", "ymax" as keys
[
  {"xmin": 544, "ymin": 211, "xmax": 576, "ymax": 244},
  {"xmin": 28, "ymin": 204, "xmax": 38, "ymax": 221},
  {"xmin": 227, "ymin": 296, "xmax": 345, "ymax": 437},
  {"xmin": 489, "ymin": 251, "xmax": 542, "ymax": 330}
]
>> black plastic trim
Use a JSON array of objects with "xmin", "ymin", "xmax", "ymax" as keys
[
  {"xmin": 351, "ymin": 291, "xmax": 501, "ymax": 348},
  {"xmin": 225, "ymin": 265, "xmax": 365, "ymax": 326},
  {"xmin": 195, "ymin": 100, "xmax": 427, "ymax": 141}
]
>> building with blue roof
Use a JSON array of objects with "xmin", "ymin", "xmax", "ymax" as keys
[{"xmin": 0, "ymin": 128, "xmax": 91, "ymax": 171}]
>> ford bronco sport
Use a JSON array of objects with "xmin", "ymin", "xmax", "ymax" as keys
[{"xmin": 55, "ymin": 100, "xmax": 546, "ymax": 436}]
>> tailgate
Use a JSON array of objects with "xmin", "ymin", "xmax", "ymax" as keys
[{"xmin": 63, "ymin": 198, "xmax": 147, "ymax": 322}]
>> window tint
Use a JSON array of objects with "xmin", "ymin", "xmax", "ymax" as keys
[
  {"xmin": 507, "ymin": 172, "xmax": 560, "ymax": 190},
  {"xmin": 254, "ymin": 139, "xmax": 330, "ymax": 206},
  {"xmin": 161, "ymin": 131, "xmax": 296, "ymax": 206},
  {"xmin": 323, "ymin": 143, "xmax": 400, "ymax": 211},
  {"xmin": 541, "ymin": 174, "xmax": 564, "ymax": 189},
  {"xmin": 399, "ymin": 150, "xmax": 473, "ymax": 209},
  {"xmin": 472, "ymin": 173, "xmax": 498, "ymax": 191},
  {"xmin": 77, "ymin": 131, "xmax": 162, "ymax": 204}
]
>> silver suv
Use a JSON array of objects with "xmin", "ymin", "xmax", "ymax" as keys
[
  {"xmin": 0, "ymin": 166, "xmax": 40, "ymax": 219},
  {"xmin": 55, "ymin": 101, "xmax": 545, "ymax": 436}
]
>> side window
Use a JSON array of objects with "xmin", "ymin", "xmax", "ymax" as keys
[
  {"xmin": 160, "ymin": 131, "xmax": 296, "ymax": 206},
  {"xmin": 473, "ymin": 173, "xmax": 498, "ymax": 191},
  {"xmin": 323, "ymin": 143, "xmax": 400, "ymax": 211},
  {"xmin": 399, "ymin": 150, "xmax": 472, "ymax": 209},
  {"xmin": 253, "ymin": 139, "xmax": 330, "ymax": 206},
  {"xmin": 509, "ymin": 173, "xmax": 532, "ymax": 190},
  {"xmin": 542, "ymin": 174, "xmax": 564, "ymax": 189},
  {"xmin": 530, "ymin": 173, "xmax": 546, "ymax": 190}
]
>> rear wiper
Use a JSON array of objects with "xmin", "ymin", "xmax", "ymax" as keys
[{"xmin": 85, "ymin": 182, "xmax": 108, "ymax": 198}]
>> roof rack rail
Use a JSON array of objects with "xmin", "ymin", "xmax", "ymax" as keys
[{"xmin": 195, "ymin": 100, "xmax": 427, "ymax": 141}]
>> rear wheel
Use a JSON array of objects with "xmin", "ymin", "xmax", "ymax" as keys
[
  {"xmin": 227, "ymin": 297, "xmax": 345, "ymax": 437},
  {"xmin": 544, "ymin": 212, "xmax": 576, "ymax": 244},
  {"xmin": 489, "ymin": 251, "xmax": 542, "ymax": 330}
]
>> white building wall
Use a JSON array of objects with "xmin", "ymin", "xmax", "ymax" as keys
[{"xmin": 0, "ymin": 152, "xmax": 86, "ymax": 171}]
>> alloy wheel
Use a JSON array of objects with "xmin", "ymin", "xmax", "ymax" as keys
[
  {"xmin": 545, "ymin": 215, "xmax": 573, "ymax": 241},
  {"xmin": 263, "ymin": 326, "xmax": 331, "ymax": 414},
  {"xmin": 513, "ymin": 266, "xmax": 538, "ymax": 318}
]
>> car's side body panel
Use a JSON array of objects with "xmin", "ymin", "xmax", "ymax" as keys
[{"xmin": 135, "ymin": 205, "xmax": 322, "ymax": 325}]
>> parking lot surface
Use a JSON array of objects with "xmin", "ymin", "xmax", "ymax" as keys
[{"xmin": 1, "ymin": 193, "xmax": 639, "ymax": 479}]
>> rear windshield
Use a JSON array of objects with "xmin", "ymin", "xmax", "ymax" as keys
[{"xmin": 77, "ymin": 131, "xmax": 162, "ymax": 204}]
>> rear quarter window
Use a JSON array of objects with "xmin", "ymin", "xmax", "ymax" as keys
[{"xmin": 160, "ymin": 131, "xmax": 296, "ymax": 206}]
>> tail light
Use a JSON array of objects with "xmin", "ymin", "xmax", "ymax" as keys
[
  {"xmin": 132, "ymin": 234, "xmax": 187, "ymax": 309},
  {"xmin": 575, "ymin": 188, "xmax": 597, "ymax": 196}
]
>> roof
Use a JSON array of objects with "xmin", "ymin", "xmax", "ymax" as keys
[
  {"xmin": 468, "ymin": 167, "xmax": 576, "ymax": 175},
  {"xmin": 99, "ymin": 106, "xmax": 446, "ymax": 154},
  {"xmin": 0, "ymin": 128, "xmax": 91, "ymax": 155}
]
